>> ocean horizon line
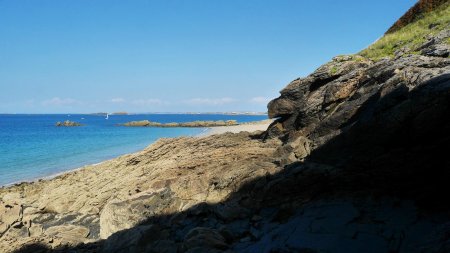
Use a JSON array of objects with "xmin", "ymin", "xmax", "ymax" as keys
[{"xmin": 0, "ymin": 111, "xmax": 268, "ymax": 115}]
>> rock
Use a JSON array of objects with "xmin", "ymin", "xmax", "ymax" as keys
[
  {"xmin": 1, "ymin": 192, "xmax": 23, "ymax": 203},
  {"xmin": 421, "ymin": 44, "xmax": 450, "ymax": 57},
  {"xmin": 28, "ymin": 224, "xmax": 43, "ymax": 237},
  {"xmin": 267, "ymin": 98, "xmax": 296, "ymax": 118},
  {"xmin": 102, "ymin": 224, "xmax": 164, "ymax": 253},
  {"xmin": 183, "ymin": 227, "xmax": 228, "ymax": 251},
  {"xmin": 121, "ymin": 120, "xmax": 151, "ymax": 126},
  {"xmin": 274, "ymin": 135, "xmax": 311, "ymax": 165},
  {"xmin": 289, "ymin": 136, "xmax": 311, "ymax": 159},
  {"xmin": 214, "ymin": 202, "xmax": 250, "ymax": 222},
  {"xmin": 0, "ymin": 201, "xmax": 23, "ymax": 236},
  {"xmin": 262, "ymin": 120, "xmax": 285, "ymax": 139},
  {"xmin": 3, "ymin": 224, "xmax": 29, "ymax": 238},
  {"xmin": 44, "ymin": 225, "xmax": 90, "ymax": 243},
  {"xmin": 55, "ymin": 120, "xmax": 83, "ymax": 127},
  {"xmin": 120, "ymin": 120, "xmax": 239, "ymax": 127},
  {"xmin": 100, "ymin": 188, "xmax": 180, "ymax": 239},
  {"xmin": 266, "ymin": 53, "xmax": 450, "ymax": 172}
]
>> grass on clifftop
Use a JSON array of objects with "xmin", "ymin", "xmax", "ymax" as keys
[{"xmin": 359, "ymin": 2, "xmax": 450, "ymax": 60}]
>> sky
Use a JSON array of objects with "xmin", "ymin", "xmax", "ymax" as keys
[{"xmin": 0, "ymin": 0, "xmax": 417, "ymax": 113}]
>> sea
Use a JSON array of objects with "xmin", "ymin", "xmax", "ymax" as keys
[{"xmin": 0, "ymin": 114, "xmax": 267, "ymax": 186}]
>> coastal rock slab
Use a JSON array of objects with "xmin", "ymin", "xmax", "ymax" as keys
[
  {"xmin": 0, "ymin": 201, "xmax": 23, "ymax": 237},
  {"xmin": 44, "ymin": 224, "xmax": 90, "ymax": 243},
  {"xmin": 100, "ymin": 188, "xmax": 182, "ymax": 239}
]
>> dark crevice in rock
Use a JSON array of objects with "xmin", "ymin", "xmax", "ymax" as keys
[{"xmin": 309, "ymin": 75, "xmax": 341, "ymax": 92}]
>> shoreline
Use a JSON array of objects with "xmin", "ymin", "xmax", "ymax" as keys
[
  {"xmin": 0, "ymin": 123, "xmax": 281, "ymax": 252},
  {"xmin": 1, "ymin": 119, "xmax": 272, "ymax": 189},
  {"xmin": 0, "ymin": 160, "xmax": 108, "ymax": 189}
]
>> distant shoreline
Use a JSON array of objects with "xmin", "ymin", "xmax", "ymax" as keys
[{"xmin": 0, "ymin": 112, "xmax": 268, "ymax": 116}]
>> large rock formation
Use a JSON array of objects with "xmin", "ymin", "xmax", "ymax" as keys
[{"xmin": 266, "ymin": 27, "xmax": 450, "ymax": 205}]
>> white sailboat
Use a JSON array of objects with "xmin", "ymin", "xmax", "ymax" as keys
[{"xmin": 105, "ymin": 113, "xmax": 109, "ymax": 120}]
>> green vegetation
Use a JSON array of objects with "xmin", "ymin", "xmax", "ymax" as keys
[
  {"xmin": 359, "ymin": 2, "xmax": 450, "ymax": 60},
  {"xmin": 445, "ymin": 36, "xmax": 450, "ymax": 45},
  {"xmin": 329, "ymin": 66, "xmax": 338, "ymax": 75}
]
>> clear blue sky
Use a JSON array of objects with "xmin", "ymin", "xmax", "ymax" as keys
[{"xmin": 0, "ymin": 0, "xmax": 416, "ymax": 113}]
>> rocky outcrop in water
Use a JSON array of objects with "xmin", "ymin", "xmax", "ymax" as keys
[
  {"xmin": 120, "ymin": 120, "xmax": 238, "ymax": 127},
  {"xmin": 55, "ymin": 120, "xmax": 83, "ymax": 127}
]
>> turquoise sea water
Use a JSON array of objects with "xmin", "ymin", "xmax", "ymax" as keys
[{"xmin": 0, "ymin": 114, "xmax": 267, "ymax": 186}]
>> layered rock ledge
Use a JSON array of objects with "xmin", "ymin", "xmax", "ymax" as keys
[
  {"xmin": 0, "ymin": 131, "xmax": 281, "ymax": 252},
  {"xmin": 119, "ymin": 120, "xmax": 238, "ymax": 127}
]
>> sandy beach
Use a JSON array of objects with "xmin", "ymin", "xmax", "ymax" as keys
[{"xmin": 199, "ymin": 119, "xmax": 273, "ymax": 136}]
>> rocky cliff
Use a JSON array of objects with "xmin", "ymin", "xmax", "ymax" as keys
[
  {"xmin": 1, "ymin": 1, "xmax": 450, "ymax": 253},
  {"xmin": 266, "ymin": 12, "xmax": 450, "ymax": 207}
]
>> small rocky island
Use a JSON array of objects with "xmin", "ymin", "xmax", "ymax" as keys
[
  {"xmin": 55, "ymin": 120, "xmax": 83, "ymax": 127},
  {"xmin": 120, "ymin": 120, "xmax": 238, "ymax": 127}
]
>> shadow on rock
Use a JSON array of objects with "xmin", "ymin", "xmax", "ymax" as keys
[{"xmin": 11, "ymin": 75, "xmax": 450, "ymax": 253}]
